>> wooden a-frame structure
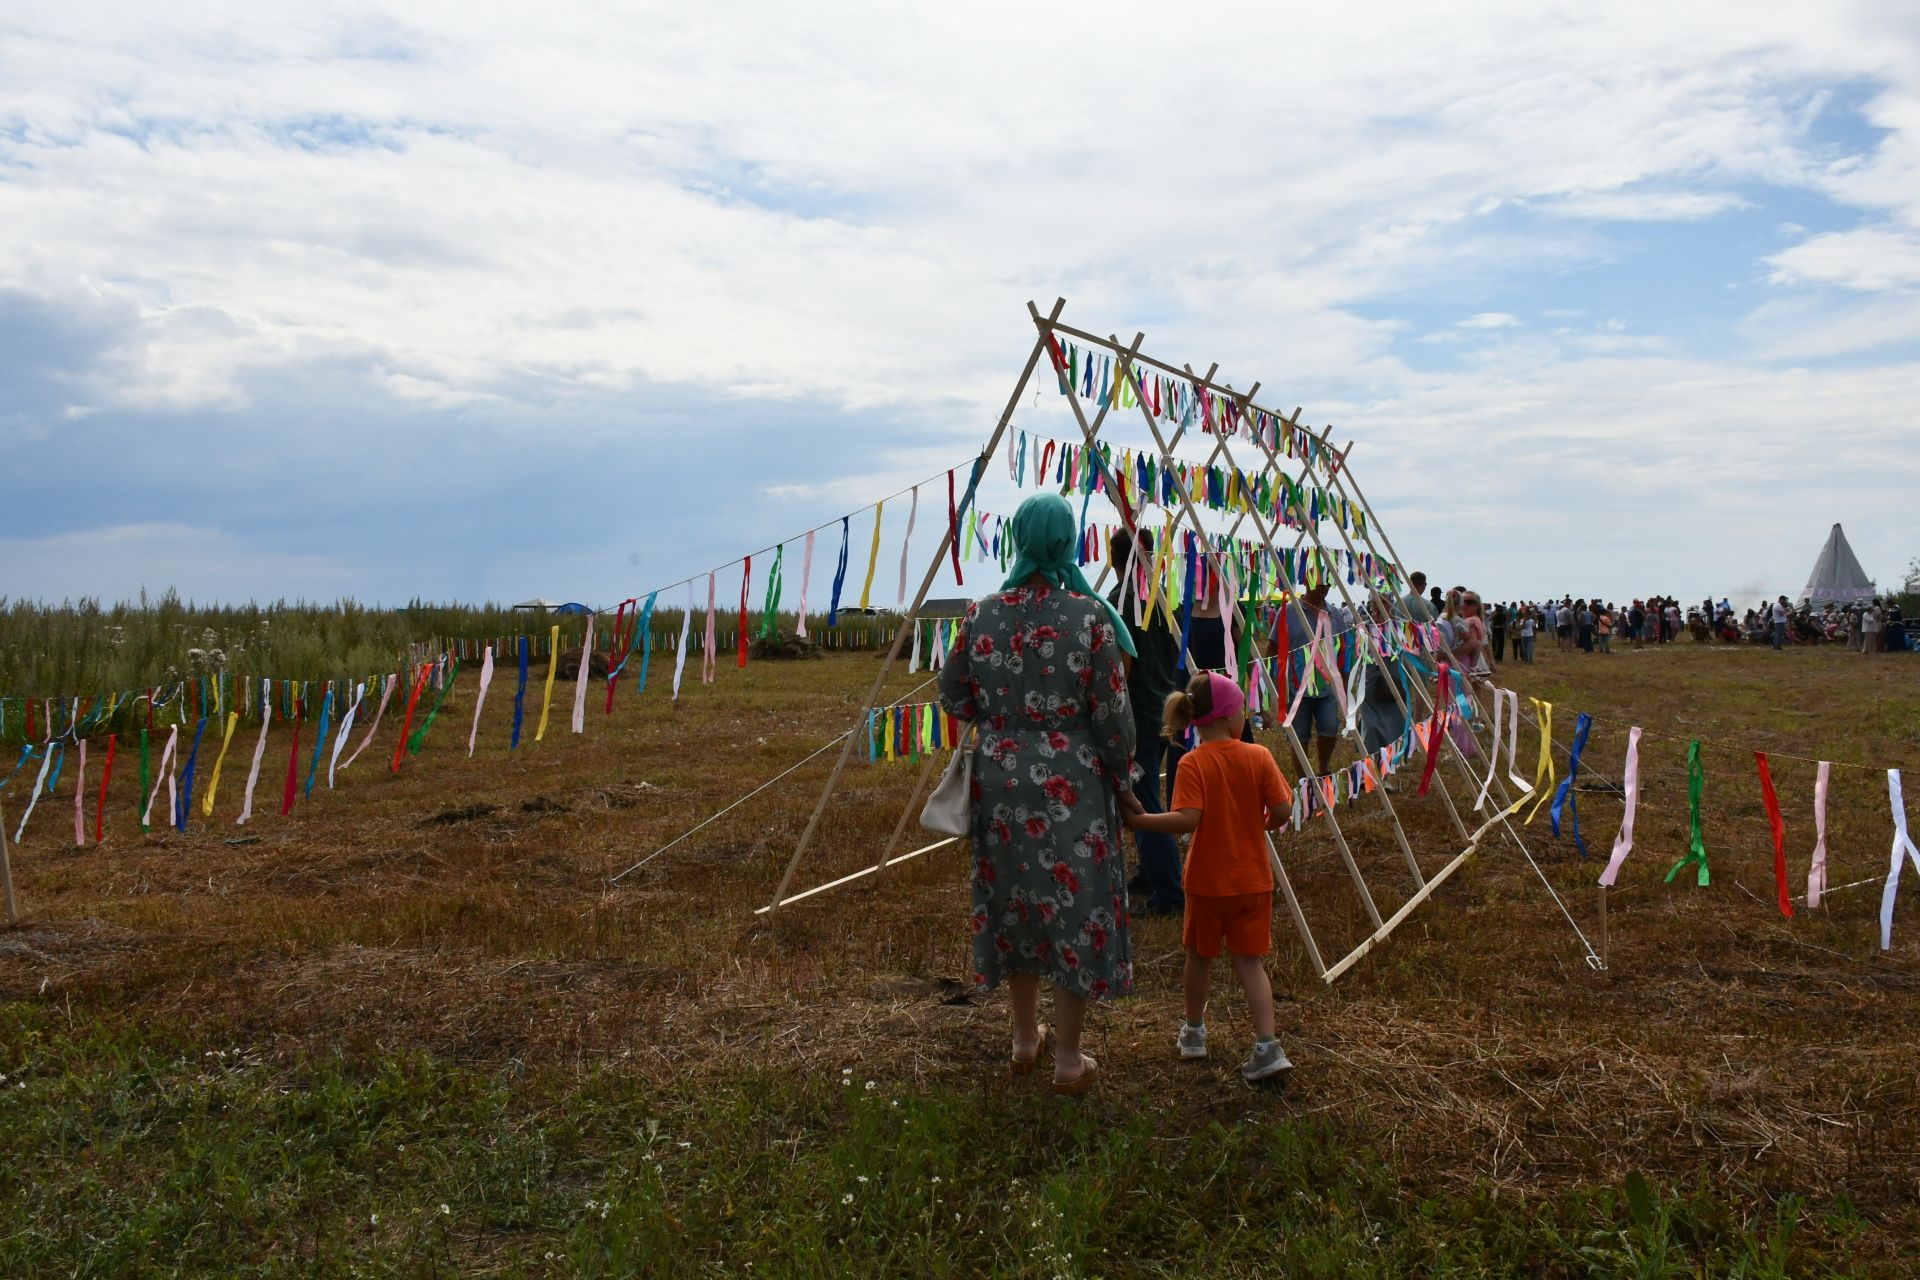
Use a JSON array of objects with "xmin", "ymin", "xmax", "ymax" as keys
[{"xmin": 761, "ymin": 298, "xmax": 1547, "ymax": 984}]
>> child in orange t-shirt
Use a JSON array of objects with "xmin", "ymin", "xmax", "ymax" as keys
[{"xmin": 1121, "ymin": 672, "xmax": 1295, "ymax": 1082}]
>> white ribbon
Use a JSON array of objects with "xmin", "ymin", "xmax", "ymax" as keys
[
  {"xmin": 73, "ymin": 739, "xmax": 87, "ymax": 847},
  {"xmin": 898, "ymin": 486, "xmax": 918, "ymax": 605},
  {"xmin": 1598, "ymin": 726, "xmax": 1642, "ymax": 887},
  {"xmin": 342, "ymin": 674, "xmax": 397, "ymax": 770},
  {"xmin": 702, "ymin": 572, "xmax": 718, "ymax": 685},
  {"xmin": 1475, "ymin": 688, "xmax": 1508, "ymax": 812},
  {"xmin": 237, "ymin": 681, "xmax": 272, "ymax": 825},
  {"xmin": 329, "ymin": 681, "xmax": 365, "ymax": 787},
  {"xmin": 571, "ymin": 614, "xmax": 595, "ymax": 734},
  {"xmin": 1807, "ymin": 762, "xmax": 1831, "ymax": 908},
  {"xmin": 672, "ymin": 583, "xmax": 694, "ymax": 700},
  {"xmin": 796, "ymin": 530, "xmax": 814, "ymax": 640},
  {"xmin": 466, "ymin": 650, "xmax": 495, "ymax": 756},
  {"xmin": 909, "ymin": 615, "xmax": 923, "ymax": 674},
  {"xmin": 1879, "ymin": 768, "xmax": 1920, "ymax": 950},
  {"xmin": 15, "ymin": 746, "xmax": 53, "ymax": 842},
  {"xmin": 1504, "ymin": 689, "xmax": 1530, "ymax": 793},
  {"xmin": 140, "ymin": 724, "xmax": 179, "ymax": 830}
]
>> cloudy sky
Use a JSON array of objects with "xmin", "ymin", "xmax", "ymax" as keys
[{"xmin": 4, "ymin": 2, "xmax": 1919, "ymax": 609}]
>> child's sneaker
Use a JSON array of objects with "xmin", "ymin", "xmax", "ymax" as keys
[
  {"xmin": 1240, "ymin": 1039, "xmax": 1294, "ymax": 1082},
  {"xmin": 1176, "ymin": 1023, "xmax": 1208, "ymax": 1060}
]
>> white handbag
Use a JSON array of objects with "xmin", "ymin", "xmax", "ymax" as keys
[{"xmin": 920, "ymin": 726, "xmax": 975, "ymax": 836}]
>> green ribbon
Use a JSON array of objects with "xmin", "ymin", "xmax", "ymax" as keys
[
  {"xmin": 1665, "ymin": 739, "xmax": 1710, "ymax": 887},
  {"xmin": 406, "ymin": 659, "xmax": 462, "ymax": 756},
  {"xmin": 759, "ymin": 545, "xmax": 784, "ymax": 641}
]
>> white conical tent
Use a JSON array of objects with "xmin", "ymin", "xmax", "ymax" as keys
[{"xmin": 1800, "ymin": 524, "xmax": 1877, "ymax": 604}]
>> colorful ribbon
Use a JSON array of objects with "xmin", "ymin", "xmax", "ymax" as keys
[
  {"xmin": 1807, "ymin": 762, "xmax": 1831, "ymax": 908},
  {"xmin": 1550, "ymin": 713, "xmax": 1593, "ymax": 856},
  {"xmin": 572, "ymin": 615, "xmax": 596, "ymax": 734},
  {"xmin": 1880, "ymin": 769, "xmax": 1920, "ymax": 949},
  {"xmin": 536, "ymin": 627, "xmax": 560, "ymax": 741},
  {"xmin": 672, "ymin": 583, "xmax": 693, "ymax": 700},
  {"xmin": 1598, "ymin": 727, "xmax": 1642, "ymax": 887},
  {"xmin": 512, "ymin": 640, "xmax": 529, "ymax": 749},
  {"xmin": 797, "ymin": 530, "xmax": 814, "ymax": 640},
  {"xmin": 1755, "ymin": 752, "xmax": 1791, "ymax": 918},
  {"xmin": 1664, "ymin": 739, "xmax": 1710, "ymax": 887},
  {"xmin": 1416, "ymin": 662, "xmax": 1450, "ymax": 798},
  {"xmin": 236, "ymin": 685, "xmax": 272, "ymax": 825}
]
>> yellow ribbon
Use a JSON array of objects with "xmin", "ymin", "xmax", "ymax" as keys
[
  {"xmin": 200, "ymin": 710, "xmax": 240, "ymax": 816},
  {"xmin": 1524, "ymin": 699, "xmax": 1557, "ymax": 823},
  {"xmin": 536, "ymin": 624, "xmax": 560, "ymax": 742},
  {"xmin": 859, "ymin": 501, "xmax": 884, "ymax": 610}
]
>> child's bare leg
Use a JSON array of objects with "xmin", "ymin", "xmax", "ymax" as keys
[
  {"xmin": 1183, "ymin": 949, "xmax": 1210, "ymax": 1025},
  {"xmin": 1050, "ymin": 985, "xmax": 1089, "ymax": 1081},
  {"xmin": 1009, "ymin": 971, "xmax": 1042, "ymax": 1058},
  {"xmin": 1229, "ymin": 953, "xmax": 1275, "ymax": 1039}
]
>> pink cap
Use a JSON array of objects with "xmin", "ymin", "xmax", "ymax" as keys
[{"xmin": 1191, "ymin": 672, "xmax": 1245, "ymax": 726}]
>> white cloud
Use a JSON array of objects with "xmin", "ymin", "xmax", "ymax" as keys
[
  {"xmin": 1537, "ymin": 190, "xmax": 1751, "ymax": 221},
  {"xmin": 1765, "ymin": 226, "xmax": 1920, "ymax": 291},
  {"xmin": 1458, "ymin": 312, "xmax": 1521, "ymax": 329}
]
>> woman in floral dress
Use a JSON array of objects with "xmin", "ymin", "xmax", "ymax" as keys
[{"xmin": 937, "ymin": 493, "xmax": 1137, "ymax": 1094}]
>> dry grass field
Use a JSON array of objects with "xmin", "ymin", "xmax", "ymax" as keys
[{"xmin": 2, "ymin": 637, "xmax": 1917, "ymax": 1276}]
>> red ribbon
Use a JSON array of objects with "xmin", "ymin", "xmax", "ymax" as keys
[
  {"xmin": 1755, "ymin": 751, "xmax": 1792, "ymax": 918},
  {"xmin": 391, "ymin": 664, "xmax": 432, "ymax": 774},
  {"xmin": 1274, "ymin": 605, "xmax": 1290, "ymax": 705},
  {"xmin": 1417, "ymin": 663, "xmax": 1450, "ymax": 798},
  {"xmin": 1045, "ymin": 333, "xmax": 1066, "ymax": 374},
  {"xmin": 737, "ymin": 556, "xmax": 751, "ymax": 669},
  {"xmin": 946, "ymin": 469, "xmax": 964, "ymax": 587},
  {"xmin": 604, "ymin": 597, "xmax": 635, "ymax": 713},
  {"xmin": 280, "ymin": 702, "xmax": 303, "ymax": 816},
  {"xmin": 95, "ymin": 733, "xmax": 116, "ymax": 843}
]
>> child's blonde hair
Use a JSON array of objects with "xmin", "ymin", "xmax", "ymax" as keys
[{"xmin": 1162, "ymin": 672, "xmax": 1217, "ymax": 742}]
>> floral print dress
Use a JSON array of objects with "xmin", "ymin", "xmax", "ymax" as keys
[{"xmin": 937, "ymin": 584, "xmax": 1136, "ymax": 999}]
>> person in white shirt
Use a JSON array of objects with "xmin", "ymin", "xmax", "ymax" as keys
[
  {"xmin": 1770, "ymin": 596, "xmax": 1790, "ymax": 651},
  {"xmin": 1863, "ymin": 603, "xmax": 1884, "ymax": 654}
]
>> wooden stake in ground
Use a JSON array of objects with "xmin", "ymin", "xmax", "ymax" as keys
[{"xmin": 0, "ymin": 798, "xmax": 17, "ymax": 926}]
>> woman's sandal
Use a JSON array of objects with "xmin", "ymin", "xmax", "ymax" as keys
[
  {"xmin": 1050, "ymin": 1054, "xmax": 1099, "ymax": 1096},
  {"xmin": 1009, "ymin": 1023, "xmax": 1050, "ymax": 1076}
]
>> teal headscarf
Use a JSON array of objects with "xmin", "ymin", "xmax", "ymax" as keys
[{"xmin": 999, "ymin": 493, "xmax": 1138, "ymax": 658}]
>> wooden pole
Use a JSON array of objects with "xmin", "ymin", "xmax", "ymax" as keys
[
  {"xmin": 875, "ymin": 746, "xmax": 944, "ymax": 873},
  {"xmin": 1267, "ymin": 831, "xmax": 1325, "ymax": 978},
  {"xmin": 0, "ymin": 799, "xmax": 17, "ymax": 926}
]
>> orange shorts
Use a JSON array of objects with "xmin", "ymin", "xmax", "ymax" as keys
[{"xmin": 1182, "ymin": 891, "xmax": 1273, "ymax": 958}]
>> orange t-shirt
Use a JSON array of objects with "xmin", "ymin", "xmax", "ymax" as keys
[{"xmin": 1170, "ymin": 739, "xmax": 1292, "ymax": 896}]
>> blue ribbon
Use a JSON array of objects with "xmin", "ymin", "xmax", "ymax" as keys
[
  {"xmin": 1550, "ymin": 712, "xmax": 1594, "ymax": 856},
  {"xmin": 44, "ymin": 742, "xmax": 65, "ymax": 795},
  {"xmin": 0, "ymin": 744, "xmax": 34, "ymax": 794},
  {"xmin": 178, "ymin": 717, "xmax": 209, "ymax": 831},
  {"xmin": 303, "ymin": 689, "xmax": 333, "ymax": 801},
  {"xmin": 828, "ymin": 516, "xmax": 851, "ymax": 625},
  {"xmin": 511, "ymin": 637, "xmax": 529, "ymax": 749},
  {"xmin": 633, "ymin": 592, "xmax": 659, "ymax": 693}
]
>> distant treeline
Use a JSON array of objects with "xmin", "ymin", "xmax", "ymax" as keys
[{"xmin": 0, "ymin": 593, "xmax": 904, "ymax": 699}]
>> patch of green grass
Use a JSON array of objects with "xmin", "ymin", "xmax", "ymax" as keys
[{"xmin": 0, "ymin": 1008, "xmax": 1874, "ymax": 1278}]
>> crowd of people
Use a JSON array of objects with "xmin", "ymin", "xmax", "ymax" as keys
[{"xmin": 1472, "ymin": 594, "xmax": 1911, "ymax": 660}]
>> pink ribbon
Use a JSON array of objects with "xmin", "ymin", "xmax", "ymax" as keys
[
  {"xmin": 1599, "ymin": 727, "xmax": 1642, "ymax": 887},
  {"xmin": 1807, "ymin": 762, "xmax": 1830, "ymax": 907},
  {"xmin": 236, "ymin": 681, "xmax": 273, "ymax": 825},
  {"xmin": 342, "ymin": 673, "xmax": 398, "ymax": 770},
  {"xmin": 468, "ymin": 645, "xmax": 496, "ymax": 757},
  {"xmin": 1417, "ymin": 663, "xmax": 1450, "ymax": 798}
]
